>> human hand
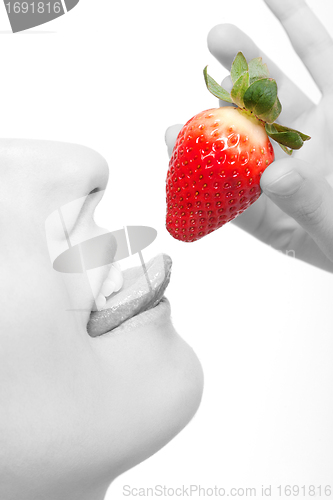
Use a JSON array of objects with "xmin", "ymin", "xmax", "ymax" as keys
[{"xmin": 166, "ymin": 0, "xmax": 333, "ymax": 272}]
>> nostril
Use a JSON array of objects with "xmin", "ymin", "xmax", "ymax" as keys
[{"xmin": 89, "ymin": 187, "xmax": 101, "ymax": 195}]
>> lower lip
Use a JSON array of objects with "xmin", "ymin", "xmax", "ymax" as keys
[{"xmin": 101, "ymin": 296, "xmax": 171, "ymax": 336}]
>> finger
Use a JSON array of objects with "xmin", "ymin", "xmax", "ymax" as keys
[
  {"xmin": 260, "ymin": 158, "xmax": 333, "ymax": 263},
  {"xmin": 165, "ymin": 124, "xmax": 183, "ymax": 158},
  {"xmin": 207, "ymin": 23, "xmax": 314, "ymax": 123},
  {"xmin": 264, "ymin": 0, "xmax": 333, "ymax": 95}
]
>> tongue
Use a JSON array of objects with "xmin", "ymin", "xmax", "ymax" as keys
[{"xmin": 87, "ymin": 254, "xmax": 172, "ymax": 337}]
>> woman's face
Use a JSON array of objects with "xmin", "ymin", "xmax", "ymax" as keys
[{"xmin": 0, "ymin": 139, "xmax": 203, "ymax": 500}]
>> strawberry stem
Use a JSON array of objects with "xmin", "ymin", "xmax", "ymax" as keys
[{"xmin": 203, "ymin": 52, "xmax": 311, "ymax": 155}]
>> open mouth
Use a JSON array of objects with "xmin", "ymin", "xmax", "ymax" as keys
[{"xmin": 87, "ymin": 253, "xmax": 172, "ymax": 337}]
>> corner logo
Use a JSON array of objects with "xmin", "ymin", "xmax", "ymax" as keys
[{"xmin": 3, "ymin": 0, "xmax": 79, "ymax": 33}]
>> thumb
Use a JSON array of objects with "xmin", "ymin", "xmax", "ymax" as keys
[
  {"xmin": 165, "ymin": 124, "xmax": 183, "ymax": 159},
  {"xmin": 260, "ymin": 158, "xmax": 333, "ymax": 263}
]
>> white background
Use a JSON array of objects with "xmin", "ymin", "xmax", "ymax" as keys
[{"xmin": 0, "ymin": 0, "xmax": 332, "ymax": 498}]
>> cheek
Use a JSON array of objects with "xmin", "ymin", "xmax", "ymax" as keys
[{"xmin": 92, "ymin": 319, "xmax": 204, "ymax": 475}]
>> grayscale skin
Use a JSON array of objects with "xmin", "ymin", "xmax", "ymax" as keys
[
  {"xmin": 3, "ymin": 0, "xmax": 333, "ymax": 498},
  {"xmin": 0, "ymin": 139, "xmax": 203, "ymax": 500}
]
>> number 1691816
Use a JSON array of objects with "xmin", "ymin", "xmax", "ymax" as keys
[{"xmin": 5, "ymin": 2, "xmax": 62, "ymax": 14}]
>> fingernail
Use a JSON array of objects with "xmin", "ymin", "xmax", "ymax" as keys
[{"xmin": 264, "ymin": 170, "xmax": 304, "ymax": 196}]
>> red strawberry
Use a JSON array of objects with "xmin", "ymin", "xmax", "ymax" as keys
[{"xmin": 166, "ymin": 52, "xmax": 310, "ymax": 242}]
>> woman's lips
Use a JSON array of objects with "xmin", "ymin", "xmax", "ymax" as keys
[{"xmin": 87, "ymin": 254, "xmax": 172, "ymax": 337}]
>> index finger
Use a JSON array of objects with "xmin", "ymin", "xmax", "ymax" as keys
[{"xmin": 264, "ymin": 0, "xmax": 333, "ymax": 95}]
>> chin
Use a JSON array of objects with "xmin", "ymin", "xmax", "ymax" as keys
[{"xmin": 92, "ymin": 317, "xmax": 204, "ymax": 480}]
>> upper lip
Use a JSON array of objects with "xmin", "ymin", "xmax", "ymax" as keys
[
  {"xmin": 51, "ymin": 230, "xmax": 118, "ymax": 317},
  {"xmin": 85, "ymin": 224, "xmax": 158, "ymax": 314},
  {"xmin": 88, "ymin": 232, "xmax": 118, "ymax": 312},
  {"xmin": 53, "ymin": 231, "xmax": 118, "ymax": 274}
]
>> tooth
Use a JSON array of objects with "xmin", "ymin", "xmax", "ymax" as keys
[
  {"xmin": 101, "ymin": 279, "xmax": 116, "ymax": 298},
  {"xmin": 108, "ymin": 264, "xmax": 123, "ymax": 292}
]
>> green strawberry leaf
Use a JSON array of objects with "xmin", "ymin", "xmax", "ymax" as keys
[
  {"xmin": 231, "ymin": 52, "xmax": 248, "ymax": 84},
  {"xmin": 277, "ymin": 143, "xmax": 293, "ymax": 155},
  {"xmin": 267, "ymin": 130, "xmax": 303, "ymax": 149},
  {"xmin": 231, "ymin": 71, "xmax": 250, "ymax": 108},
  {"xmin": 265, "ymin": 123, "xmax": 311, "ymax": 150},
  {"xmin": 243, "ymin": 78, "xmax": 278, "ymax": 117},
  {"xmin": 258, "ymin": 96, "xmax": 282, "ymax": 124},
  {"xmin": 248, "ymin": 57, "xmax": 270, "ymax": 84},
  {"xmin": 203, "ymin": 66, "xmax": 233, "ymax": 103},
  {"xmin": 267, "ymin": 122, "xmax": 311, "ymax": 142}
]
